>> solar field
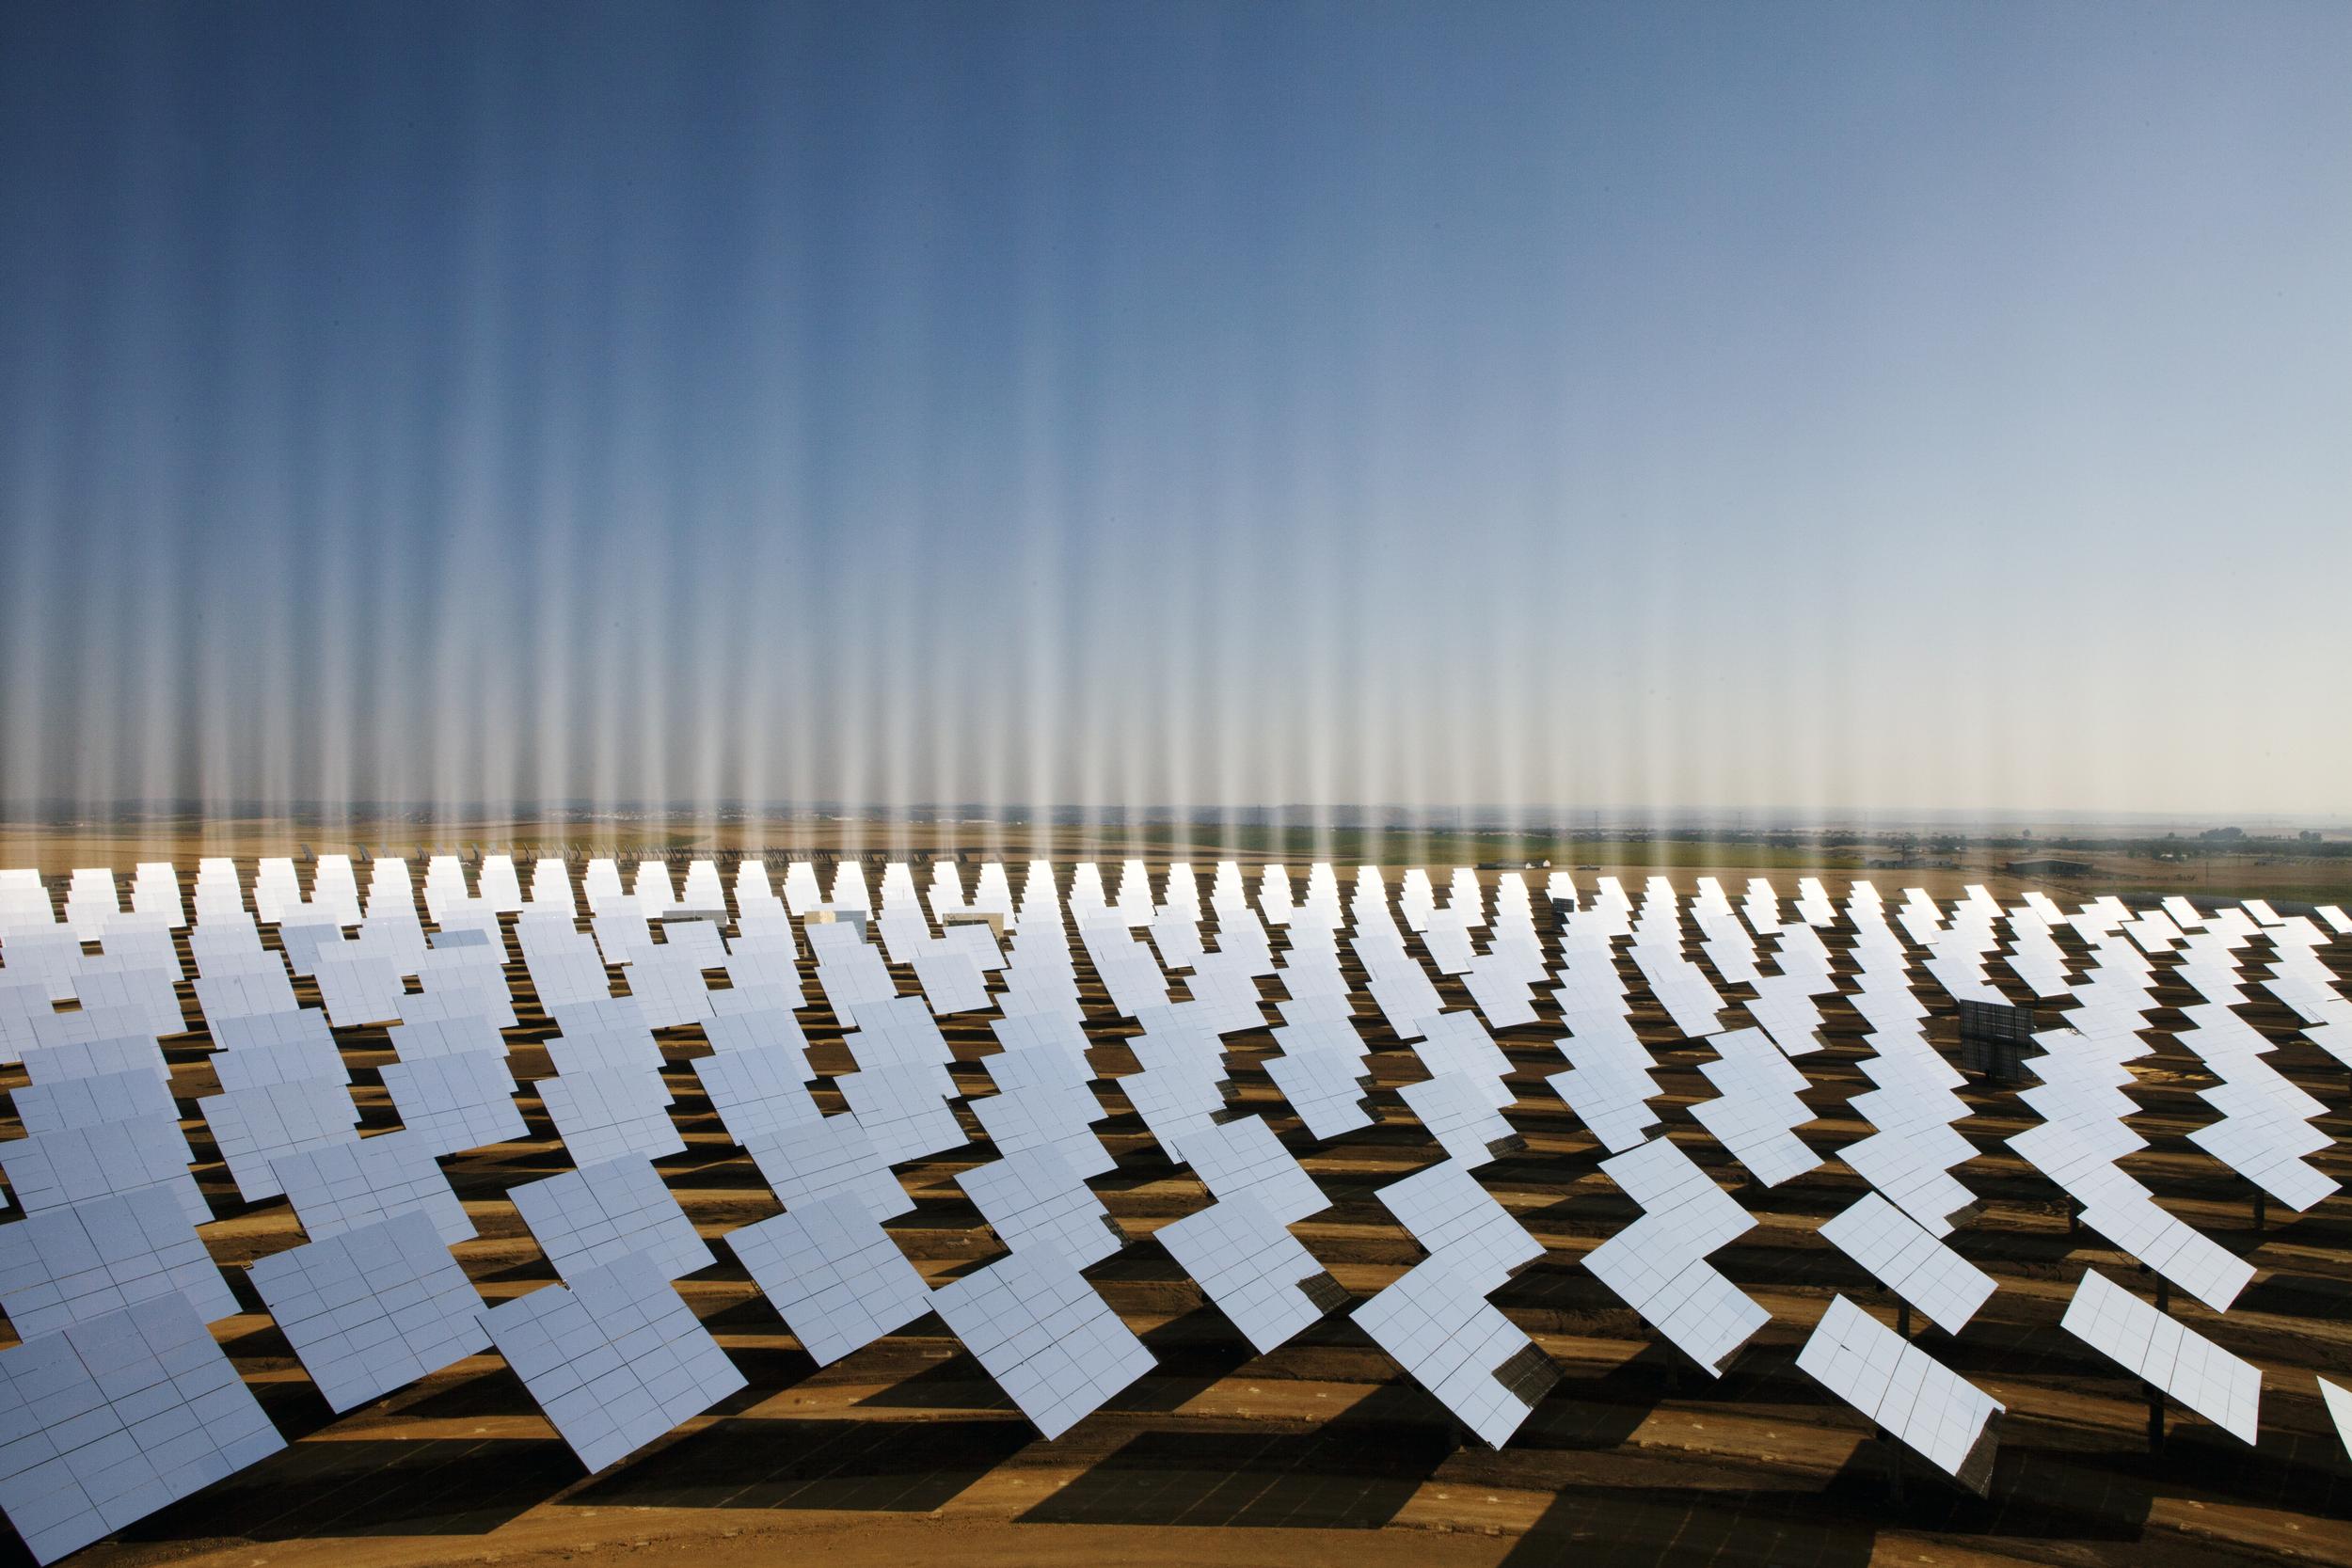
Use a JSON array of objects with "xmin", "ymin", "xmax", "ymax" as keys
[{"xmin": 0, "ymin": 853, "xmax": 2347, "ymax": 1567}]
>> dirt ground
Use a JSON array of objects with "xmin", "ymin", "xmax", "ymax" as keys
[{"xmin": 5, "ymin": 838, "xmax": 2351, "ymax": 1568}]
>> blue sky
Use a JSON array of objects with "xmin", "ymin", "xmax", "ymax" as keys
[{"xmin": 3, "ymin": 1, "xmax": 2345, "ymax": 819}]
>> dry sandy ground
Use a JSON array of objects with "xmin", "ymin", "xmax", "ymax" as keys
[{"xmin": 4, "ymin": 850, "xmax": 2351, "ymax": 1568}]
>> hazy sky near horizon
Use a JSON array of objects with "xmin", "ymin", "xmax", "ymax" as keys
[{"xmin": 2, "ymin": 1, "xmax": 2345, "ymax": 821}]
